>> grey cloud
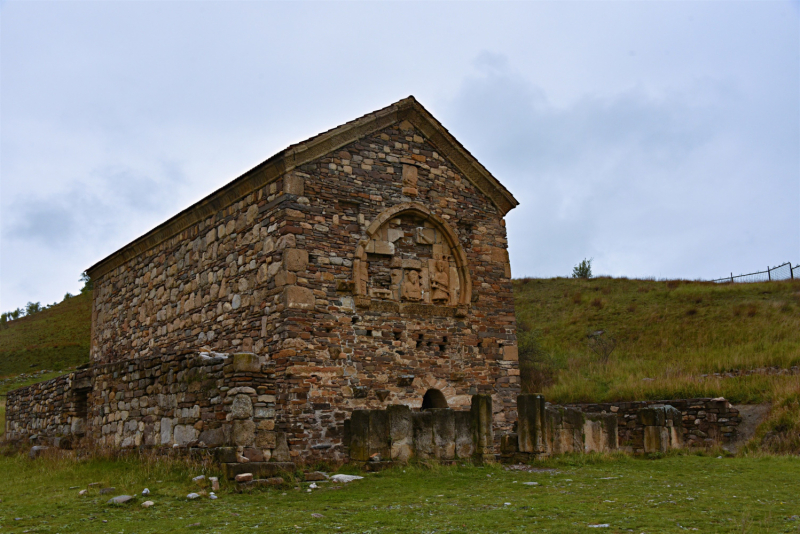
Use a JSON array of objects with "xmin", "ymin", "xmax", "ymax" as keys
[
  {"xmin": 3, "ymin": 160, "xmax": 187, "ymax": 250},
  {"xmin": 444, "ymin": 53, "xmax": 798, "ymax": 279}
]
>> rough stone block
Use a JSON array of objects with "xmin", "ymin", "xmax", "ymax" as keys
[
  {"xmin": 230, "ymin": 394, "xmax": 254, "ymax": 419},
  {"xmin": 283, "ymin": 248, "xmax": 309, "ymax": 272},
  {"xmin": 644, "ymin": 425, "xmax": 670, "ymax": 453},
  {"xmin": 255, "ymin": 430, "xmax": 276, "ymax": 449},
  {"xmin": 284, "ymin": 285, "xmax": 315, "ymax": 310},
  {"xmin": 503, "ymin": 345, "xmax": 519, "ymax": 361},
  {"xmin": 160, "ymin": 417, "xmax": 172, "ymax": 445},
  {"xmin": 348, "ymin": 411, "xmax": 369, "ymax": 461},
  {"xmin": 387, "ymin": 405, "xmax": 413, "ymax": 462},
  {"xmin": 432, "ymin": 409, "xmax": 456, "ymax": 460},
  {"xmin": 273, "ymin": 432, "xmax": 290, "ymax": 462},
  {"xmin": 470, "ymin": 394, "xmax": 493, "ymax": 455},
  {"xmin": 232, "ymin": 353, "xmax": 261, "ymax": 373},
  {"xmin": 198, "ymin": 427, "xmax": 225, "ymax": 448},
  {"xmin": 368, "ymin": 410, "xmax": 391, "ymax": 460},
  {"xmin": 283, "ymin": 175, "xmax": 304, "ymax": 195},
  {"xmin": 274, "ymin": 270, "xmax": 297, "ymax": 287},
  {"xmin": 366, "ymin": 240, "xmax": 395, "ymax": 255},
  {"xmin": 243, "ymin": 447, "xmax": 265, "ymax": 462},
  {"xmin": 412, "ymin": 411, "xmax": 434, "ymax": 459},
  {"xmin": 454, "ymin": 410, "xmax": 474, "ymax": 459},
  {"xmin": 222, "ymin": 461, "xmax": 295, "ymax": 480},
  {"xmin": 215, "ymin": 447, "xmax": 238, "ymax": 463},
  {"xmin": 517, "ymin": 394, "xmax": 546, "ymax": 453},
  {"xmin": 174, "ymin": 425, "xmax": 198, "ymax": 446},
  {"xmin": 233, "ymin": 420, "xmax": 255, "ymax": 447},
  {"xmin": 415, "ymin": 227, "xmax": 435, "ymax": 245},
  {"xmin": 501, "ymin": 433, "xmax": 519, "ymax": 455}
]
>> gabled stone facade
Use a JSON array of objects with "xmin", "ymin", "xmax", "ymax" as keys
[{"xmin": 6, "ymin": 97, "xmax": 521, "ymax": 462}]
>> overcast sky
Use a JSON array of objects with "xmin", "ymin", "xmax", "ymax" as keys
[{"xmin": 1, "ymin": 1, "xmax": 798, "ymax": 311}]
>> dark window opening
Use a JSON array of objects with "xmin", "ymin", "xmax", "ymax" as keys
[
  {"xmin": 421, "ymin": 388, "xmax": 448, "ymax": 410},
  {"xmin": 74, "ymin": 388, "xmax": 90, "ymax": 419}
]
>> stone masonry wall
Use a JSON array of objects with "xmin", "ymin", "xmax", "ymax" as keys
[
  {"xmin": 5, "ymin": 374, "xmax": 82, "ymax": 441},
  {"xmin": 567, "ymin": 399, "xmax": 742, "ymax": 453},
  {"xmin": 265, "ymin": 121, "xmax": 519, "ymax": 459},
  {"xmin": 87, "ymin": 118, "xmax": 518, "ymax": 461}
]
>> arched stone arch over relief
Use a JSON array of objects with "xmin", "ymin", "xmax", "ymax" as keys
[{"xmin": 353, "ymin": 203, "xmax": 472, "ymax": 306}]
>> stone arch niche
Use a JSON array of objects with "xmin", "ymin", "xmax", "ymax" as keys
[
  {"xmin": 353, "ymin": 203, "xmax": 472, "ymax": 307},
  {"xmin": 421, "ymin": 388, "xmax": 448, "ymax": 410}
]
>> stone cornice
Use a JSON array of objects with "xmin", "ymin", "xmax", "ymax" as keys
[{"xmin": 86, "ymin": 96, "xmax": 519, "ymax": 279}]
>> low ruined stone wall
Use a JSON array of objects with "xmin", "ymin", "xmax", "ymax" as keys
[
  {"xmin": 501, "ymin": 395, "xmax": 619, "ymax": 461},
  {"xmin": 344, "ymin": 395, "xmax": 494, "ymax": 464},
  {"xmin": 5, "ymin": 352, "xmax": 294, "ymax": 463},
  {"xmin": 567, "ymin": 398, "xmax": 742, "ymax": 453},
  {"xmin": 5, "ymin": 374, "xmax": 80, "ymax": 441}
]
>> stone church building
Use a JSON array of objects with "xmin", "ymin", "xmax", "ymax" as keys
[{"xmin": 6, "ymin": 97, "xmax": 520, "ymax": 462}]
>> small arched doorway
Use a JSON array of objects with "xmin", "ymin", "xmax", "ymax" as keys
[{"xmin": 421, "ymin": 388, "xmax": 448, "ymax": 410}]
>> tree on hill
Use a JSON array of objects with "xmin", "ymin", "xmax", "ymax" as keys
[
  {"xmin": 25, "ymin": 301, "xmax": 43, "ymax": 315},
  {"xmin": 1, "ymin": 307, "xmax": 25, "ymax": 328},
  {"xmin": 80, "ymin": 271, "xmax": 93, "ymax": 294},
  {"xmin": 572, "ymin": 258, "xmax": 593, "ymax": 279}
]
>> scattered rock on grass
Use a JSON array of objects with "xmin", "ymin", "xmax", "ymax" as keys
[
  {"xmin": 330, "ymin": 474, "xmax": 363, "ymax": 483},
  {"xmin": 29, "ymin": 446, "xmax": 49, "ymax": 459},
  {"xmin": 142, "ymin": 488, "xmax": 150, "ymax": 495},
  {"xmin": 311, "ymin": 513, "xmax": 324, "ymax": 518},
  {"xmin": 187, "ymin": 493, "xmax": 200, "ymax": 499},
  {"xmin": 304, "ymin": 471, "xmax": 328, "ymax": 482},
  {"xmin": 588, "ymin": 524, "xmax": 610, "ymax": 528},
  {"xmin": 192, "ymin": 475, "xmax": 205, "ymax": 485},
  {"xmin": 209, "ymin": 477, "xmax": 220, "ymax": 491},
  {"xmin": 235, "ymin": 473, "xmax": 253, "ymax": 483},
  {"xmin": 108, "ymin": 495, "xmax": 133, "ymax": 505},
  {"xmin": 78, "ymin": 490, "xmax": 88, "ymax": 496},
  {"xmin": 99, "ymin": 488, "xmax": 116, "ymax": 495},
  {"xmin": 142, "ymin": 501, "xmax": 155, "ymax": 508}
]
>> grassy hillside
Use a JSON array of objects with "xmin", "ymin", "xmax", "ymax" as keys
[
  {"xmin": 514, "ymin": 277, "xmax": 800, "ymax": 405},
  {"xmin": 0, "ymin": 291, "xmax": 91, "ymax": 376}
]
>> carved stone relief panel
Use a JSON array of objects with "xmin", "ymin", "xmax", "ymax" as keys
[{"xmin": 358, "ymin": 212, "xmax": 463, "ymax": 306}]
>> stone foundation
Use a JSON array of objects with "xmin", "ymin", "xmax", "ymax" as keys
[{"xmin": 566, "ymin": 399, "xmax": 742, "ymax": 452}]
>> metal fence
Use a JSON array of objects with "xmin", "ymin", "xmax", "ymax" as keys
[{"xmin": 712, "ymin": 262, "xmax": 798, "ymax": 284}]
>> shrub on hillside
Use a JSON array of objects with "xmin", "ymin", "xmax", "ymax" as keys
[{"xmin": 572, "ymin": 258, "xmax": 593, "ymax": 279}]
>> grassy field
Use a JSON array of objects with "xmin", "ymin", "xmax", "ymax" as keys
[
  {"xmin": 0, "ymin": 452, "xmax": 798, "ymax": 533},
  {"xmin": 514, "ymin": 277, "xmax": 800, "ymax": 405},
  {"xmin": 0, "ymin": 292, "xmax": 91, "ymax": 377}
]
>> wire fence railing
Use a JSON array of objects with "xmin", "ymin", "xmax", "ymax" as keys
[{"xmin": 712, "ymin": 261, "xmax": 799, "ymax": 284}]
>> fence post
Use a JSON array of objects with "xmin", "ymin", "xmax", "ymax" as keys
[
  {"xmin": 731, "ymin": 272, "xmax": 734, "ymax": 283},
  {"xmin": 792, "ymin": 264, "xmax": 795, "ymax": 280}
]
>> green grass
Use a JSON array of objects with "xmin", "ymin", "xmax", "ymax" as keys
[
  {"xmin": 514, "ymin": 277, "xmax": 800, "ymax": 404},
  {"xmin": 0, "ymin": 292, "xmax": 91, "ymax": 376},
  {"xmin": 0, "ymin": 452, "xmax": 799, "ymax": 533}
]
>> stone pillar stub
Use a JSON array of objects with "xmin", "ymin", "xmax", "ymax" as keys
[
  {"xmin": 368, "ymin": 410, "xmax": 390, "ymax": 460},
  {"xmin": 412, "ymin": 411, "xmax": 434, "ymax": 458},
  {"xmin": 349, "ymin": 410, "xmax": 370, "ymax": 461},
  {"xmin": 470, "ymin": 394, "xmax": 493, "ymax": 459},
  {"xmin": 387, "ymin": 405, "xmax": 413, "ymax": 462},
  {"xmin": 454, "ymin": 411, "xmax": 474, "ymax": 459},
  {"xmin": 431, "ymin": 409, "xmax": 456, "ymax": 460},
  {"xmin": 517, "ymin": 394, "xmax": 546, "ymax": 453}
]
